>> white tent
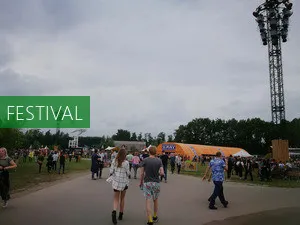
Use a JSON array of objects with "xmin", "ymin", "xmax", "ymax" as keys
[
  {"xmin": 233, "ymin": 149, "xmax": 252, "ymax": 158},
  {"xmin": 141, "ymin": 145, "xmax": 152, "ymax": 152}
]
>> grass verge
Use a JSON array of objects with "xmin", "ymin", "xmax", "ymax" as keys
[{"xmin": 9, "ymin": 159, "xmax": 91, "ymax": 193}]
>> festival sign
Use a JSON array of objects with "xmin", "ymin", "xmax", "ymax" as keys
[{"xmin": 162, "ymin": 144, "xmax": 176, "ymax": 152}]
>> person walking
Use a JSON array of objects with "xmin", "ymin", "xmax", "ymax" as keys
[
  {"xmin": 108, "ymin": 147, "xmax": 130, "ymax": 224},
  {"xmin": 126, "ymin": 151, "xmax": 134, "ymax": 174},
  {"xmin": 132, "ymin": 152, "xmax": 141, "ymax": 179},
  {"xmin": 170, "ymin": 153, "xmax": 176, "ymax": 174},
  {"xmin": 46, "ymin": 152, "xmax": 53, "ymax": 173},
  {"xmin": 98, "ymin": 150, "xmax": 104, "ymax": 178},
  {"xmin": 175, "ymin": 154, "xmax": 182, "ymax": 174},
  {"xmin": 139, "ymin": 146, "xmax": 164, "ymax": 225},
  {"xmin": 58, "ymin": 151, "xmax": 66, "ymax": 174},
  {"xmin": 91, "ymin": 149, "xmax": 100, "ymax": 180},
  {"xmin": 227, "ymin": 155, "xmax": 234, "ymax": 179},
  {"xmin": 244, "ymin": 159, "xmax": 253, "ymax": 181},
  {"xmin": 0, "ymin": 147, "xmax": 17, "ymax": 208},
  {"xmin": 37, "ymin": 152, "xmax": 44, "ymax": 173},
  {"xmin": 52, "ymin": 151, "xmax": 59, "ymax": 171},
  {"xmin": 202, "ymin": 151, "xmax": 228, "ymax": 210},
  {"xmin": 160, "ymin": 152, "xmax": 168, "ymax": 183}
]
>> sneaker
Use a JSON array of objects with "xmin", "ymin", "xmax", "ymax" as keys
[
  {"xmin": 153, "ymin": 216, "xmax": 159, "ymax": 223},
  {"xmin": 209, "ymin": 205, "xmax": 217, "ymax": 210},
  {"xmin": 2, "ymin": 201, "xmax": 8, "ymax": 208}
]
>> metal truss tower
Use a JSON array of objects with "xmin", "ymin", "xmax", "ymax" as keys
[{"xmin": 253, "ymin": 0, "xmax": 293, "ymax": 124}]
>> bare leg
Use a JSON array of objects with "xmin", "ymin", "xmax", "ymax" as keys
[
  {"xmin": 120, "ymin": 191, "xmax": 126, "ymax": 212},
  {"xmin": 113, "ymin": 191, "xmax": 120, "ymax": 211},
  {"xmin": 153, "ymin": 198, "xmax": 158, "ymax": 217},
  {"xmin": 146, "ymin": 199, "xmax": 152, "ymax": 221}
]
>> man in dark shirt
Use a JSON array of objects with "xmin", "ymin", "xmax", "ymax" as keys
[
  {"xmin": 160, "ymin": 152, "xmax": 168, "ymax": 183},
  {"xmin": 58, "ymin": 152, "xmax": 66, "ymax": 174},
  {"xmin": 140, "ymin": 147, "xmax": 164, "ymax": 225},
  {"xmin": 142, "ymin": 150, "xmax": 149, "ymax": 160},
  {"xmin": 169, "ymin": 154, "xmax": 176, "ymax": 174}
]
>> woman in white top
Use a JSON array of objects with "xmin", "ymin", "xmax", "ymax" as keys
[
  {"xmin": 109, "ymin": 147, "xmax": 130, "ymax": 224},
  {"xmin": 175, "ymin": 155, "xmax": 182, "ymax": 174}
]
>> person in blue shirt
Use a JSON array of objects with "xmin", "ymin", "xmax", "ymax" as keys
[{"xmin": 202, "ymin": 151, "xmax": 228, "ymax": 210}]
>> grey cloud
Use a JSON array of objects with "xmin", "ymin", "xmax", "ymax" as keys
[
  {"xmin": 0, "ymin": 38, "xmax": 11, "ymax": 67},
  {"xmin": 0, "ymin": 69, "xmax": 59, "ymax": 95},
  {"xmin": 1, "ymin": 0, "xmax": 299, "ymax": 136},
  {"xmin": 0, "ymin": 0, "xmax": 83, "ymax": 34}
]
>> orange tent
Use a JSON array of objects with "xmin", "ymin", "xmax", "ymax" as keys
[{"xmin": 156, "ymin": 142, "xmax": 249, "ymax": 158}]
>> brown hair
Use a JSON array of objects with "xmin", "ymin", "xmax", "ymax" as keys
[
  {"xmin": 149, "ymin": 146, "xmax": 157, "ymax": 156},
  {"xmin": 116, "ymin": 148, "xmax": 127, "ymax": 167},
  {"xmin": 216, "ymin": 151, "xmax": 222, "ymax": 157}
]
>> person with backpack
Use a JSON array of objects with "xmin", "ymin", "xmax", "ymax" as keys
[
  {"xmin": 0, "ymin": 147, "xmax": 17, "ymax": 208},
  {"xmin": 139, "ymin": 146, "xmax": 164, "ymax": 225}
]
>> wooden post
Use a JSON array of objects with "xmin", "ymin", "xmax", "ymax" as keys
[{"xmin": 272, "ymin": 139, "xmax": 289, "ymax": 162}]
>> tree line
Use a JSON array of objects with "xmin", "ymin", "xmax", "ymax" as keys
[
  {"xmin": 0, "ymin": 117, "xmax": 299, "ymax": 156},
  {"xmin": 173, "ymin": 118, "xmax": 300, "ymax": 155}
]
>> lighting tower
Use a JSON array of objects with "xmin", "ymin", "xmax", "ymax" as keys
[{"xmin": 253, "ymin": 0, "xmax": 293, "ymax": 124}]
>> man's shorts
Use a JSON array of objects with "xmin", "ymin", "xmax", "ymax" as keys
[{"xmin": 143, "ymin": 182, "xmax": 160, "ymax": 200}]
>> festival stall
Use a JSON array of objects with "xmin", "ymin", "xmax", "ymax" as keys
[{"xmin": 156, "ymin": 142, "xmax": 250, "ymax": 159}]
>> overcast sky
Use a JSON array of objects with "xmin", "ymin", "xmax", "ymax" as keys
[{"xmin": 1, "ymin": 0, "xmax": 299, "ymax": 137}]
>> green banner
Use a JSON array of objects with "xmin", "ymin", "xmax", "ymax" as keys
[{"xmin": 0, "ymin": 96, "xmax": 90, "ymax": 128}]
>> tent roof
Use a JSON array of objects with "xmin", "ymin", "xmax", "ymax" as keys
[
  {"xmin": 233, "ymin": 149, "xmax": 252, "ymax": 157},
  {"xmin": 157, "ymin": 142, "xmax": 249, "ymax": 158}
]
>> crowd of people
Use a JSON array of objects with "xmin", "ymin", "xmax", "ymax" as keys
[{"xmin": 1, "ymin": 144, "xmax": 300, "ymax": 223}]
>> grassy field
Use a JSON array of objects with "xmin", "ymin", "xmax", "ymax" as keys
[
  {"xmin": 180, "ymin": 164, "xmax": 300, "ymax": 188},
  {"xmin": 9, "ymin": 158, "xmax": 91, "ymax": 193}
]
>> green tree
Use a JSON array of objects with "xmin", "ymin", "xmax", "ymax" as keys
[
  {"xmin": 137, "ymin": 133, "xmax": 143, "ymax": 141},
  {"xmin": 157, "ymin": 132, "xmax": 166, "ymax": 144},
  {"xmin": 112, "ymin": 129, "xmax": 131, "ymax": 141},
  {"xmin": 131, "ymin": 132, "xmax": 137, "ymax": 141},
  {"xmin": 167, "ymin": 134, "xmax": 174, "ymax": 142}
]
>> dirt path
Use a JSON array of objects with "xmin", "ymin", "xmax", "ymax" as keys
[{"xmin": 2, "ymin": 169, "xmax": 300, "ymax": 225}]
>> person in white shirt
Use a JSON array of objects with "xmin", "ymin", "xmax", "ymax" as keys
[
  {"xmin": 175, "ymin": 155, "xmax": 182, "ymax": 174},
  {"xmin": 52, "ymin": 151, "xmax": 59, "ymax": 171}
]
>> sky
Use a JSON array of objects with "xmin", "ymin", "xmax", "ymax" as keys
[{"xmin": 0, "ymin": 0, "xmax": 299, "ymax": 137}]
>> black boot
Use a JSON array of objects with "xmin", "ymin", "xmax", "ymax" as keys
[
  {"xmin": 118, "ymin": 212, "xmax": 123, "ymax": 220},
  {"xmin": 222, "ymin": 201, "xmax": 229, "ymax": 208},
  {"xmin": 112, "ymin": 210, "xmax": 117, "ymax": 224}
]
